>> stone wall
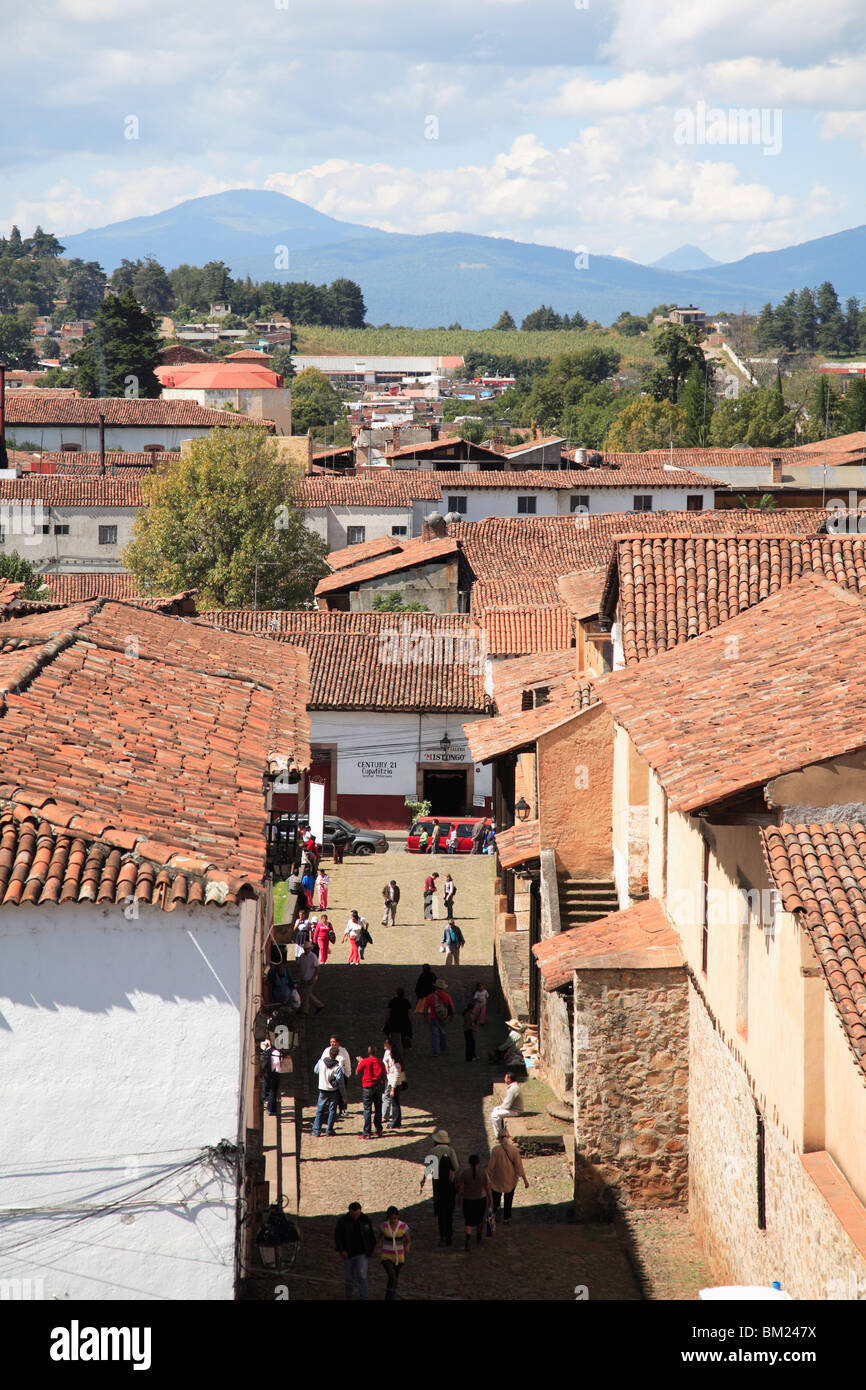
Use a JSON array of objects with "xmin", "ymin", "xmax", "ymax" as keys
[
  {"xmin": 495, "ymin": 917, "xmax": 530, "ymax": 1022},
  {"xmin": 538, "ymin": 848, "xmax": 573, "ymax": 1100},
  {"xmin": 689, "ymin": 981, "xmax": 866, "ymax": 1298},
  {"xmin": 573, "ymin": 965, "xmax": 689, "ymax": 1219}
]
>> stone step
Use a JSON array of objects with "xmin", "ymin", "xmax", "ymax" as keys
[{"xmin": 560, "ymin": 891, "xmax": 619, "ymax": 904}]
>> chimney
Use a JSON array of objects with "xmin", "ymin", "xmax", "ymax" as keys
[
  {"xmin": 98, "ymin": 412, "xmax": 106, "ymax": 476},
  {"xmin": 391, "ymin": 425, "xmax": 401, "ymax": 452},
  {"xmin": 422, "ymin": 511, "xmax": 447, "ymax": 541},
  {"xmin": 0, "ymin": 362, "xmax": 6, "ymax": 469},
  {"xmin": 770, "ymin": 455, "xmax": 782, "ymax": 485}
]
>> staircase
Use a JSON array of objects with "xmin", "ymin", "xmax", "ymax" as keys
[{"xmin": 557, "ymin": 874, "xmax": 619, "ymax": 933}]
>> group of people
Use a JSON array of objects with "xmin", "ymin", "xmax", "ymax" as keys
[
  {"xmin": 417, "ymin": 818, "xmax": 495, "ymax": 855},
  {"xmin": 420, "ymin": 1128, "xmax": 529, "ymax": 1250},
  {"xmin": 335, "ymin": 1202, "xmax": 411, "ymax": 1301},
  {"xmin": 414, "ymin": 965, "xmax": 488, "ymax": 1060},
  {"xmin": 311, "ymin": 993, "xmax": 412, "ymax": 1138}
]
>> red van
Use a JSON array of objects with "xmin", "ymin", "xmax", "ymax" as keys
[{"xmin": 407, "ymin": 817, "xmax": 488, "ymax": 853}]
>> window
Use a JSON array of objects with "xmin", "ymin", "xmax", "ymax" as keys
[
  {"xmin": 54, "ymin": 524, "xmax": 69, "ymax": 535},
  {"xmin": 98, "ymin": 525, "xmax": 118, "ymax": 545},
  {"xmin": 755, "ymin": 1108, "xmax": 766, "ymax": 1229},
  {"xmin": 60, "ymin": 443, "xmax": 80, "ymax": 453},
  {"xmin": 570, "ymin": 494, "xmax": 589, "ymax": 513},
  {"xmin": 346, "ymin": 526, "xmax": 366, "ymax": 545},
  {"xmin": 700, "ymin": 837, "xmax": 710, "ymax": 975},
  {"xmin": 39, "ymin": 524, "xmax": 49, "ymax": 535},
  {"xmin": 391, "ymin": 525, "xmax": 408, "ymax": 536},
  {"xmin": 446, "ymin": 496, "xmax": 467, "ymax": 514},
  {"xmin": 517, "ymin": 495, "xmax": 537, "ymax": 514},
  {"xmin": 686, "ymin": 494, "xmax": 704, "ymax": 511},
  {"xmin": 633, "ymin": 495, "xmax": 652, "ymax": 512}
]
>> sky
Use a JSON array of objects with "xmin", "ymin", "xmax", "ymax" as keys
[{"xmin": 4, "ymin": 0, "xmax": 866, "ymax": 265}]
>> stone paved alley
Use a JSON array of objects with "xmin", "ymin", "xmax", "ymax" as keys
[{"xmin": 258, "ymin": 848, "xmax": 708, "ymax": 1301}]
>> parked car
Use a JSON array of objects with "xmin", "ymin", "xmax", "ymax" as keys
[
  {"xmin": 407, "ymin": 817, "xmax": 487, "ymax": 853},
  {"xmin": 273, "ymin": 813, "xmax": 388, "ymax": 856}
]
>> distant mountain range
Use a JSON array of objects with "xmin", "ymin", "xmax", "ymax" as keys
[{"xmin": 58, "ymin": 190, "xmax": 866, "ymax": 329}]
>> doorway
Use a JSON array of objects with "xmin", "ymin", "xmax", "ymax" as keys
[{"xmin": 423, "ymin": 767, "xmax": 468, "ymax": 815}]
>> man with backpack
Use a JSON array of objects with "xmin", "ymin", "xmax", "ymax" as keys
[
  {"xmin": 356, "ymin": 1044, "xmax": 387, "ymax": 1138},
  {"xmin": 312, "ymin": 1044, "xmax": 343, "ymax": 1136},
  {"xmin": 422, "ymin": 979, "xmax": 454, "ymax": 1056}
]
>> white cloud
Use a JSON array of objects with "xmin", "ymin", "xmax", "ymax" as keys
[
  {"xmin": 10, "ymin": 170, "xmax": 245, "ymax": 237},
  {"xmin": 550, "ymin": 71, "xmax": 685, "ymax": 117}
]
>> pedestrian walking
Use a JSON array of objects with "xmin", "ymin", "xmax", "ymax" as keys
[
  {"xmin": 381, "ymin": 879, "xmax": 400, "ymax": 926},
  {"xmin": 335, "ymin": 1202, "xmax": 376, "ymax": 1300},
  {"xmin": 471, "ymin": 818, "xmax": 486, "ymax": 855},
  {"xmin": 442, "ymin": 873, "xmax": 457, "ymax": 920},
  {"xmin": 457, "ymin": 1154, "xmax": 491, "ymax": 1250},
  {"xmin": 312, "ymin": 1044, "xmax": 342, "ymax": 1136},
  {"xmin": 382, "ymin": 1039, "xmax": 406, "ymax": 1130},
  {"xmin": 287, "ymin": 867, "xmax": 307, "ymax": 913},
  {"xmin": 261, "ymin": 1040, "xmax": 282, "ymax": 1117},
  {"xmin": 301, "ymin": 863, "xmax": 316, "ymax": 903},
  {"xmin": 343, "ymin": 909, "xmax": 364, "ymax": 965},
  {"xmin": 491, "ymin": 1070, "xmax": 524, "ymax": 1138},
  {"xmin": 429, "ymin": 818, "xmax": 442, "ymax": 854},
  {"xmin": 422, "ymin": 978, "xmax": 454, "ymax": 1056},
  {"xmin": 462, "ymin": 1001, "xmax": 478, "ymax": 1061},
  {"xmin": 486, "ymin": 1133, "xmax": 529, "ymax": 1227},
  {"xmin": 472, "ymin": 982, "xmax": 489, "ymax": 1026},
  {"xmin": 483, "ymin": 825, "xmax": 496, "ymax": 855},
  {"xmin": 440, "ymin": 918, "xmax": 465, "ymax": 967},
  {"xmin": 414, "ymin": 963, "xmax": 437, "ymax": 1015},
  {"xmin": 420, "ymin": 1129, "xmax": 458, "ymax": 1246},
  {"xmin": 383, "ymin": 986, "xmax": 414, "ymax": 1056},
  {"xmin": 446, "ymin": 824, "xmax": 458, "ymax": 854},
  {"xmin": 312, "ymin": 915, "xmax": 336, "ymax": 964},
  {"xmin": 296, "ymin": 943, "xmax": 325, "ymax": 1014},
  {"xmin": 327, "ymin": 1034, "xmax": 352, "ymax": 1115},
  {"xmin": 380, "ymin": 1206, "xmax": 411, "ymax": 1299},
  {"xmin": 332, "ymin": 828, "xmax": 348, "ymax": 864},
  {"xmin": 357, "ymin": 917, "xmax": 373, "ymax": 960},
  {"xmin": 423, "ymin": 871, "xmax": 439, "ymax": 920},
  {"xmin": 315, "ymin": 867, "xmax": 329, "ymax": 910},
  {"xmin": 356, "ymin": 1044, "xmax": 386, "ymax": 1138},
  {"xmin": 293, "ymin": 911, "xmax": 312, "ymax": 957}
]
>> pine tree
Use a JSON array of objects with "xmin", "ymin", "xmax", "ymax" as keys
[
  {"xmin": 755, "ymin": 303, "xmax": 777, "ymax": 351},
  {"xmin": 795, "ymin": 287, "xmax": 818, "ymax": 350},
  {"xmin": 492, "ymin": 310, "xmax": 516, "ymax": 331},
  {"xmin": 69, "ymin": 291, "xmax": 161, "ymax": 398}
]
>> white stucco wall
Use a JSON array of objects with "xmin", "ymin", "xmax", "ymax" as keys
[
  {"xmin": 6, "ymin": 425, "xmax": 215, "ymax": 452},
  {"xmin": 0, "ymin": 903, "xmax": 244, "ymax": 1301},
  {"xmin": 309, "ymin": 709, "xmax": 492, "ymax": 801},
  {"xmin": 304, "ymin": 506, "xmax": 413, "ymax": 550},
  {"xmin": 0, "ymin": 506, "xmax": 137, "ymax": 566}
]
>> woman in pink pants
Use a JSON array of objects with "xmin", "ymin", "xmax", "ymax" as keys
[{"xmin": 316, "ymin": 869, "xmax": 329, "ymax": 910}]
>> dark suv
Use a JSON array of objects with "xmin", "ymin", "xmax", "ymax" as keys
[{"xmin": 274, "ymin": 813, "xmax": 388, "ymax": 856}]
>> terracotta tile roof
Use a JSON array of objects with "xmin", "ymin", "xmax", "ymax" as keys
[
  {"xmin": 326, "ymin": 535, "xmax": 406, "ymax": 570},
  {"xmin": 422, "ymin": 470, "xmax": 644, "ymax": 490},
  {"xmin": 464, "ymin": 675, "xmax": 597, "ymax": 762},
  {"xmin": 569, "ymin": 464, "xmax": 719, "ymax": 487},
  {"xmin": 315, "ymin": 535, "xmax": 459, "ymax": 596},
  {"xmin": 0, "ymin": 476, "xmax": 142, "ymax": 507},
  {"xmin": 299, "ymin": 474, "xmax": 439, "ymax": 506},
  {"xmin": 196, "ymin": 609, "xmax": 489, "ymax": 712},
  {"xmin": 38, "ymin": 573, "xmax": 196, "ymax": 612},
  {"xmin": 594, "ymin": 576, "xmax": 866, "ymax": 813},
  {"xmin": 499, "ymin": 434, "xmax": 565, "ymax": 454},
  {"xmin": 612, "ymin": 535, "xmax": 866, "ymax": 665},
  {"xmin": 601, "ymin": 449, "xmax": 802, "ymax": 470},
  {"xmin": 556, "ymin": 567, "xmax": 608, "ymax": 619},
  {"xmin": 30, "ymin": 452, "xmax": 173, "ymax": 477},
  {"xmin": 0, "ymin": 600, "xmax": 310, "ymax": 898},
  {"xmin": 4, "ymin": 397, "xmax": 258, "ymax": 427},
  {"xmin": 762, "ymin": 823, "xmax": 866, "ymax": 1075},
  {"xmin": 793, "ymin": 433, "xmax": 866, "ymax": 457},
  {"xmin": 489, "ymin": 650, "xmax": 578, "ymax": 718},
  {"xmin": 386, "ymin": 438, "xmax": 502, "ymax": 461},
  {"xmin": 455, "ymin": 512, "xmax": 828, "ymax": 613},
  {"xmin": 0, "ymin": 581, "xmax": 25, "ymax": 610},
  {"xmin": 496, "ymin": 819, "xmax": 540, "ymax": 869},
  {"xmin": 482, "ymin": 606, "xmax": 574, "ymax": 656},
  {"xmin": 532, "ymin": 897, "xmax": 682, "ymax": 988}
]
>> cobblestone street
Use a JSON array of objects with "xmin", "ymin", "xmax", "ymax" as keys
[{"xmin": 270, "ymin": 848, "xmax": 646, "ymax": 1301}]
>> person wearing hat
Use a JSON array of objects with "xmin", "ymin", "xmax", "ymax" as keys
[
  {"xmin": 420, "ymin": 1129, "xmax": 459, "ymax": 1246},
  {"xmin": 421, "ymin": 978, "xmax": 454, "ymax": 1056}
]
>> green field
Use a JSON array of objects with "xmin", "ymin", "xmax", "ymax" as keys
[{"xmin": 293, "ymin": 324, "xmax": 658, "ymax": 367}]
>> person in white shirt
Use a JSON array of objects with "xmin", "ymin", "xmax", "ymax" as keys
[
  {"xmin": 491, "ymin": 1070, "xmax": 523, "ymax": 1138},
  {"xmin": 312, "ymin": 1045, "xmax": 342, "ymax": 1136},
  {"xmin": 325, "ymin": 1035, "xmax": 352, "ymax": 1114},
  {"xmin": 382, "ymin": 1040, "xmax": 406, "ymax": 1130},
  {"xmin": 296, "ymin": 944, "xmax": 324, "ymax": 1013}
]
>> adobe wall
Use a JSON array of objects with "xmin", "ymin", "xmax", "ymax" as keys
[
  {"xmin": 538, "ymin": 703, "xmax": 614, "ymax": 878},
  {"xmin": 689, "ymin": 981, "xmax": 866, "ymax": 1298},
  {"xmin": 572, "ymin": 965, "xmax": 689, "ymax": 1219}
]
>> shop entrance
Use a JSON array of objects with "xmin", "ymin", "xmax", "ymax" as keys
[{"xmin": 423, "ymin": 767, "xmax": 468, "ymax": 815}]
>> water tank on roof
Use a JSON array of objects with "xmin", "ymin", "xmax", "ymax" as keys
[
  {"xmin": 589, "ymin": 452, "xmax": 603, "ymax": 465},
  {"xmin": 574, "ymin": 447, "xmax": 587, "ymax": 464}
]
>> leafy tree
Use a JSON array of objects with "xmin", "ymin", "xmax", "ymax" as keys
[
  {"xmin": 736, "ymin": 493, "xmax": 776, "ymax": 510},
  {"xmin": 39, "ymin": 336, "xmax": 61, "ymax": 359},
  {"xmin": 63, "ymin": 259, "xmax": 107, "ymax": 319},
  {"xmin": 492, "ymin": 310, "xmax": 516, "ymax": 331},
  {"xmin": 290, "ymin": 366, "xmax": 345, "ymax": 434},
  {"xmin": 200, "ymin": 261, "xmax": 232, "ymax": 305},
  {"xmin": 802, "ymin": 375, "xmax": 845, "ymax": 441},
  {"xmin": 560, "ymin": 383, "xmax": 627, "ymax": 451},
  {"xmin": 123, "ymin": 426, "xmax": 328, "ymax": 608},
  {"xmin": 680, "ymin": 362, "xmax": 714, "ymax": 445},
  {"xmin": 649, "ymin": 323, "xmax": 705, "ymax": 402},
  {"xmin": 843, "ymin": 379, "xmax": 866, "ymax": 433},
  {"xmin": 0, "ymin": 551, "xmax": 48, "ymax": 599},
  {"xmin": 604, "ymin": 397, "xmax": 689, "ymax": 451},
  {"xmin": 110, "ymin": 259, "xmax": 139, "ymax": 295},
  {"xmin": 708, "ymin": 386, "xmax": 796, "ymax": 447},
  {"xmin": 457, "ymin": 420, "xmax": 485, "ymax": 444},
  {"xmin": 521, "ymin": 305, "xmax": 563, "ymax": 331},
  {"xmin": 326, "ymin": 278, "xmax": 366, "ymax": 328},
  {"xmin": 270, "ymin": 346, "xmax": 295, "ymax": 381},
  {"xmin": 613, "ymin": 312, "xmax": 645, "ymax": 337},
  {"xmin": 0, "ymin": 315, "xmax": 38, "ymax": 369},
  {"xmin": 69, "ymin": 290, "xmax": 161, "ymax": 397},
  {"xmin": 132, "ymin": 256, "xmax": 175, "ymax": 314},
  {"xmin": 371, "ymin": 590, "xmax": 427, "ymax": 612}
]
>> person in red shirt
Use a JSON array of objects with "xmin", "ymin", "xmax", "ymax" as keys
[
  {"xmin": 355, "ymin": 1044, "xmax": 386, "ymax": 1138},
  {"xmin": 422, "ymin": 979, "xmax": 454, "ymax": 1056}
]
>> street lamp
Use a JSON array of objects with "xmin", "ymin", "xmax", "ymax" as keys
[
  {"xmin": 515, "ymin": 797, "xmax": 531, "ymax": 822},
  {"xmin": 439, "ymin": 731, "xmax": 452, "ymax": 755},
  {"xmin": 254, "ymin": 1204, "xmax": 300, "ymax": 1270}
]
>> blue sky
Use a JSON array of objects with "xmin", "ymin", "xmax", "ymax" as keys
[{"xmin": 5, "ymin": 0, "xmax": 866, "ymax": 265}]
